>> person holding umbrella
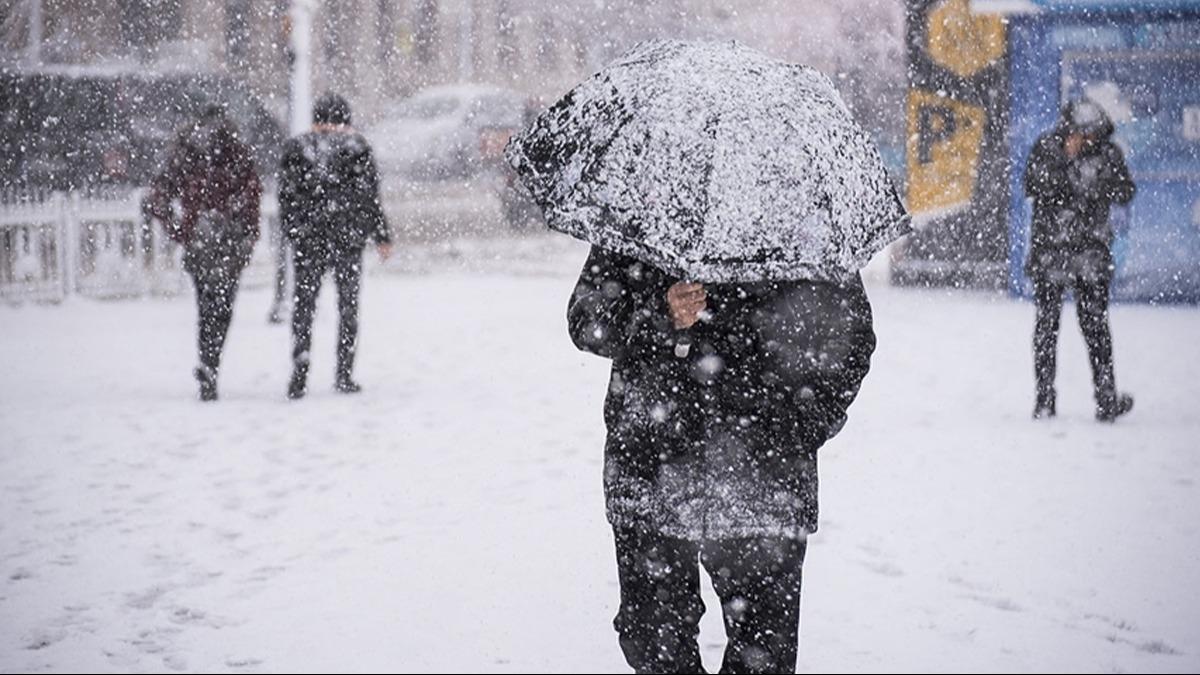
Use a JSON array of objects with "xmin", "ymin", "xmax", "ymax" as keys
[{"xmin": 507, "ymin": 40, "xmax": 909, "ymax": 674}]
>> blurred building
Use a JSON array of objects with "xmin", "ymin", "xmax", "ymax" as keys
[
  {"xmin": 1, "ymin": 0, "xmax": 698, "ymax": 124},
  {"xmin": 3, "ymin": 1, "xmax": 904, "ymax": 126}
]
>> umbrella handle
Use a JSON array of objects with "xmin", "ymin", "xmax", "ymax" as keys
[
  {"xmin": 674, "ymin": 335, "xmax": 692, "ymax": 358},
  {"xmin": 672, "ymin": 307, "xmax": 712, "ymax": 358}
]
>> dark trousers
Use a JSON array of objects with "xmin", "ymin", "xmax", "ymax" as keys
[
  {"xmin": 613, "ymin": 527, "xmax": 807, "ymax": 675},
  {"xmin": 291, "ymin": 244, "xmax": 362, "ymax": 380},
  {"xmin": 1033, "ymin": 274, "xmax": 1117, "ymax": 407},
  {"xmin": 269, "ymin": 217, "xmax": 291, "ymax": 319},
  {"xmin": 191, "ymin": 269, "xmax": 241, "ymax": 375}
]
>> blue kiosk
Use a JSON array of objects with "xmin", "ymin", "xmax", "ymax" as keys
[{"xmin": 988, "ymin": 0, "xmax": 1200, "ymax": 302}]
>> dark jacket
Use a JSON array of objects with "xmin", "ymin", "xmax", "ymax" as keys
[
  {"xmin": 144, "ymin": 117, "xmax": 262, "ymax": 247},
  {"xmin": 568, "ymin": 246, "xmax": 876, "ymax": 540},
  {"xmin": 1024, "ymin": 102, "xmax": 1135, "ymax": 281},
  {"xmin": 278, "ymin": 128, "xmax": 391, "ymax": 252}
]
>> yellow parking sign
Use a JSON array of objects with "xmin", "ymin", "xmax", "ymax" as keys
[{"xmin": 906, "ymin": 89, "xmax": 986, "ymax": 216}]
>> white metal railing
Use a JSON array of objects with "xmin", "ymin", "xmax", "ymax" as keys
[
  {"xmin": 0, "ymin": 192, "xmax": 70, "ymax": 303},
  {"xmin": 0, "ymin": 189, "xmax": 279, "ymax": 304}
]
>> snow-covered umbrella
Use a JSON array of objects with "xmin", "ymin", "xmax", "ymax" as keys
[{"xmin": 506, "ymin": 39, "xmax": 910, "ymax": 283}]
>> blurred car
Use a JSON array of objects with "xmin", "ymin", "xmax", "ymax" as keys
[
  {"xmin": 0, "ymin": 67, "xmax": 284, "ymax": 193},
  {"xmin": 365, "ymin": 83, "xmax": 542, "ymax": 230},
  {"xmin": 364, "ymin": 84, "xmax": 530, "ymax": 181}
]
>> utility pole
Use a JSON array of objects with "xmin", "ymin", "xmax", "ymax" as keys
[
  {"xmin": 27, "ymin": 0, "xmax": 43, "ymax": 65},
  {"xmin": 458, "ymin": 0, "xmax": 475, "ymax": 81},
  {"xmin": 289, "ymin": 0, "xmax": 319, "ymax": 135}
]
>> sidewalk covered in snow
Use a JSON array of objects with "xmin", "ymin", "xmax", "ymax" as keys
[{"xmin": 2, "ymin": 239, "xmax": 1198, "ymax": 673}]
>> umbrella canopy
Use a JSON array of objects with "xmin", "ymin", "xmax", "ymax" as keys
[{"xmin": 506, "ymin": 39, "xmax": 910, "ymax": 283}]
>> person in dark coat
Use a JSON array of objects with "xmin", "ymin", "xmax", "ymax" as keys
[
  {"xmin": 144, "ymin": 104, "xmax": 262, "ymax": 401},
  {"xmin": 279, "ymin": 93, "xmax": 392, "ymax": 399},
  {"xmin": 1024, "ymin": 100, "xmax": 1136, "ymax": 421},
  {"xmin": 568, "ymin": 245, "xmax": 876, "ymax": 674}
]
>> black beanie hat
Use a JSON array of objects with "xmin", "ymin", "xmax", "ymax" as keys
[{"xmin": 313, "ymin": 93, "xmax": 352, "ymax": 126}]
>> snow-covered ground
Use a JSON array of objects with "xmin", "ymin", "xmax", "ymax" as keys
[{"xmin": 2, "ymin": 236, "xmax": 1198, "ymax": 673}]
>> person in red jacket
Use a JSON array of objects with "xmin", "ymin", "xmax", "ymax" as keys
[{"xmin": 144, "ymin": 105, "xmax": 262, "ymax": 401}]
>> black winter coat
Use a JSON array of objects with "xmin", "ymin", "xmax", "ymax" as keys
[
  {"xmin": 278, "ymin": 128, "xmax": 391, "ymax": 252},
  {"xmin": 1024, "ymin": 107, "xmax": 1135, "ymax": 282},
  {"xmin": 568, "ymin": 246, "xmax": 876, "ymax": 540}
]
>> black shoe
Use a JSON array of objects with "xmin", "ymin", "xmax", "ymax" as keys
[
  {"xmin": 194, "ymin": 366, "xmax": 217, "ymax": 402},
  {"xmin": 1033, "ymin": 394, "xmax": 1056, "ymax": 419},
  {"xmin": 335, "ymin": 377, "xmax": 361, "ymax": 394},
  {"xmin": 287, "ymin": 371, "xmax": 308, "ymax": 400},
  {"xmin": 1097, "ymin": 393, "xmax": 1134, "ymax": 422}
]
